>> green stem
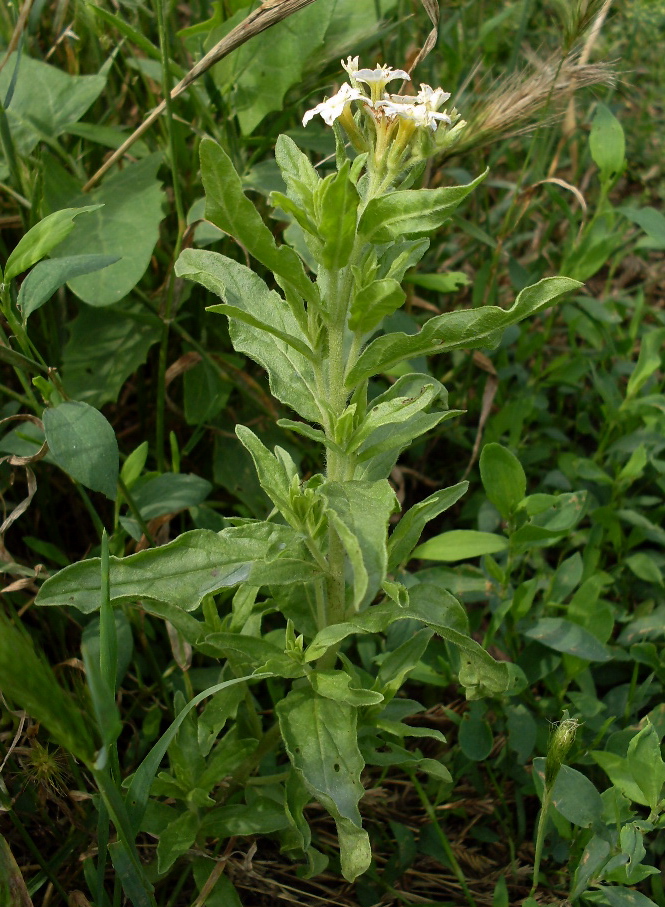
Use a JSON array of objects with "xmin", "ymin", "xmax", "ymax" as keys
[{"xmin": 530, "ymin": 785, "xmax": 553, "ymax": 897}]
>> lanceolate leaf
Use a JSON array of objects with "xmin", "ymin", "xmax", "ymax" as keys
[
  {"xmin": 200, "ymin": 138, "xmax": 316, "ymax": 307},
  {"xmin": 18, "ymin": 254, "xmax": 118, "ymax": 319},
  {"xmin": 318, "ymin": 161, "xmax": 359, "ymax": 270},
  {"xmin": 5, "ymin": 206, "xmax": 102, "ymax": 282},
  {"xmin": 276, "ymin": 688, "xmax": 371, "ymax": 882},
  {"xmin": 176, "ymin": 249, "xmax": 321, "ymax": 423},
  {"xmin": 358, "ymin": 170, "xmax": 487, "ymax": 242},
  {"xmin": 346, "ymin": 277, "xmax": 582, "ymax": 386},
  {"xmin": 318, "ymin": 480, "xmax": 398, "ymax": 609},
  {"xmin": 388, "ymin": 481, "xmax": 468, "ymax": 570},
  {"xmin": 35, "ymin": 525, "xmax": 315, "ymax": 613}
]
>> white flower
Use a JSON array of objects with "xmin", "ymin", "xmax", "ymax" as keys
[
  {"xmin": 355, "ymin": 64, "xmax": 410, "ymax": 89},
  {"xmin": 376, "ymin": 98, "xmax": 451, "ymax": 131},
  {"xmin": 416, "ymin": 84, "xmax": 451, "ymax": 109},
  {"xmin": 302, "ymin": 83, "xmax": 365, "ymax": 127}
]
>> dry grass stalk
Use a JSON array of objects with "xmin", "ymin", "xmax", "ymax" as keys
[{"xmin": 448, "ymin": 52, "xmax": 616, "ymax": 160}]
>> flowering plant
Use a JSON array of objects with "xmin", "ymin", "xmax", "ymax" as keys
[{"xmin": 36, "ymin": 58, "xmax": 580, "ymax": 883}]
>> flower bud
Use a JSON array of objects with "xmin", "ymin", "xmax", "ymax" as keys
[{"xmin": 544, "ymin": 713, "xmax": 580, "ymax": 789}]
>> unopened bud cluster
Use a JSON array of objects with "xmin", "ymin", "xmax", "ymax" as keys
[{"xmin": 303, "ymin": 57, "xmax": 466, "ymax": 191}]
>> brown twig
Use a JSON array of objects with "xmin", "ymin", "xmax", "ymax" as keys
[{"xmin": 82, "ymin": 0, "xmax": 320, "ymax": 192}]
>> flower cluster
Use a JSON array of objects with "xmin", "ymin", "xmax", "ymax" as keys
[{"xmin": 303, "ymin": 57, "xmax": 452, "ymax": 134}]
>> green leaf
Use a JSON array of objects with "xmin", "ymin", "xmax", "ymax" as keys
[
  {"xmin": 0, "ymin": 612, "xmax": 95, "ymax": 764},
  {"xmin": 347, "ymin": 277, "xmax": 582, "ymax": 385},
  {"xmin": 590, "ymin": 103, "xmax": 625, "ymax": 183},
  {"xmin": 534, "ymin": 759, "xmax": 604, "ymax": 827},
  {"xmin": 571, "ymin": 835, "xmax": 611, "ymax": 900},
  {"xmin": 626, "ymin": 721, "xmax": 665, "ymax": 811},
  {"xmin": 274, "ymin": 133, "xmax": 320, "ymax": 208},
  {"xmin": 523, "ymin": 617, "xmax": 611, "ymax": 662},
  {"xmin": 459, "ymin": 707, "xmax": 494, "ymax": 761},
  {"xmin": 50, "ymin": 155, "xmax": 166, "ymax": 306},
  {"xmin": 200, "ymin": 138, "xmax": 315, "ymax": 305},
  {"xmin": 349, "ymin": 278, "xmax": 406, "ymax": 334},
  {"xmin": 61, "ymin": 302, "xmax": 161, "ymax": 408},
  {"xmin": 310, "ymin": 670, "xmax": 384, "ymax": 707},
  {"xmin": 376, "ymin": 628, "xmax": 434, "ymax": 699},
  {"xmin": 156, "ymin": 809, "xmax": 199, "ymax": 873},
  {"xmin": 591, "ymin": 751, "xmax": 649, "ymax": 807},
  {"xmin": 35, "ymin": 525, "xmax": 314, "ymax": 613},
  {"xmin": 625, "ymin": 552, "xmax": 663, "ymax": 586},
  {"xmin": 235, "ymin": 425, "xmax": 294, "ymax": 515},
  {"xmin": 305, "ymin": 601, "xmax": 401, "ymax": 662},
  {"xmin": 0, "ymin": 53, "xmax": 106, "ymax": 157},
  {"xmin": 200, "ymin": 800, "xmax": 290, "ymax": 837},
  {"xmin": 625, "ymin": 329, "xmax": 665, "ymax": 399},
  {"xmin": 176, "ymin": 248, "xmax": 320, "ymax": 423},
  {"xmin": 125, "ymin": 673, "xmax": 271, "ymax": 835},
  {"xmin": 413, "ymin": 529, "xmax": 508, "ymax": 562},
  {"xmin": 318, "ymin": 480, "xmax": 398, "ymax": 609},
  {"xmin": 479, "ymin": 442, "xmax": 526, "ymax": 519},
  {"xmin": 358, "ymin": 170, "xmax": 487, "ymax": 242},
  {"xmin": 276, "ymin": 688, "xmax": 371, "ymax": 882},
  {"xmin": 211, "ymin": 3, "xmax": 332, "ymax": 134},
  {"xmin": 388, "ymin": 482, "xmax": 468, "ymax": 570},
  {"xmin": 404, "ymin": 584, "xmax": 524, "ymax": 699},
  {"xmin": 5, "ymin": 207, "xmax": 102, "ymax": 282},
  {"xmin": 600, "ymin": 886, "xmax": 660, "ymax": 907},
  {"xmin": 17, "ymin": 254, "xmax": 118, "ymax": 319},
  {"xmin": 318, "ymin": 161, "xmax": 359, "ymax": 269},
  {"xmin": 128, "ymin": 473, "xmax": 212, "ymax": 520},
  {"xmin": 43, "ymin": 401, "xmax": 119, "ymax": 500}
]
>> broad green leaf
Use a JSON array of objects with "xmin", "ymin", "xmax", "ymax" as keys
[
  {"xmin": 591, "ymin": 751, "xmax": 649, "ymax": 806},
  {"xmin": 625, "ymin": 552, "xmax": 663, "ymax": 586},
  {"xmin": 388, "ymin": 482, "xmax": 468, "ymax": 570},
  {"xmin": 534, "ymin": 759, "xmax": 604, "ymax": 828},
  {"xmin": 35, "ymin": 525, "xmax": 313, "ymax": 613},
  {"xmin": 51, "ymin": 156, "xmax": 165, "ymax": 306},
  {"xmin": 210, "ymin": 3, "xmax": 332, "ymax": 134},
  {"xmin": 347, "ymin": 277, "xmax": 582, "ymax": 385},
  {"xmin": 459, "ymin": 707, "xmax": 493, "ymax": 761},
  {"xmin": 523, "ymin": 617, "xmax": 611, "ymax": 662},
  {"xmin": 310, "ymin": 670, "xmax": 384, "ymax": 706},
  {"xmin": 200, "ymin": 801, "xmax": 289, "ymax": 837},
  {"xmin": 601, "ymin": 886, "xmax": 660, "ymax": 907},
  {"xmin": 404, "ymin": 584, "xmax": 524, "ymax": 699},
  {"xmin": 128, "ymin": 473, "xmax": 212, "ymax": 520},
  {"xmin": 571, "ymin": 835, "xmax": 611, "ymax": 900},
  {"xmin": 620, "ymin": 206, "xmax": 665, "ymax": 249},
  {"xmin": 276, "ymin": 688, "xmax": 370, "ymax": 882},
  {"xmin": 318, "ymin": 479, "xmax": 398, "ymax": 609},
  {"xmin": 349, "ymin": 278, "xmax": 406, "ymax": 334},
  {"xmin": 0, "ymin": 53, "xmax": 106, "ymax": 157},
  {"xmin": 43, "ymin": 401, "xmax": 119, "ymax": 500},
  {"xmin": 0, "ymin": 612, "xmax": 96, "ymax": 763},
  {"xmin": 5, "ymin": 207, "xmax": 101, "ymax": 282},
  {"xmin": 18, "ymin": 254, "xmax": 118, "ymax": 319},
  {"xmin": 176, "ymin": 248, "xmax": 320, "ymax": 423},
  {"xmin": 156, "ymin": 809, "xmax": 199, "ymax": 874},
  {"xmin": 479, "ymin": 442, "xmax": 526, "ymax": 518},
  {"xmin": 511, "ymin": 491, "xmax": 587, "ymax": 547},
  {"xmin": 590, "ymin": 103, "xmax": 625, "ymax": 183},
  {"xmin": 413, "ymin": 529, "xmax": 508, "ymax": 562},
  {"xmin": 358, "ymin": 170, "xmax": 487, "ymax": 242},
  {"xmin": 626, "ymin": 722, "xmax": 665, "ymax": 811},
  {"xmin": 317, "ymin": 161, "xmax": 359, "ymax": 269},
  {"xmin": 200, "ymin": 138, "xmax": 315, "ymax": 305},
  {"xmin": 61, "ymin": 302, "xmax": 161, "ymax": 407}
]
